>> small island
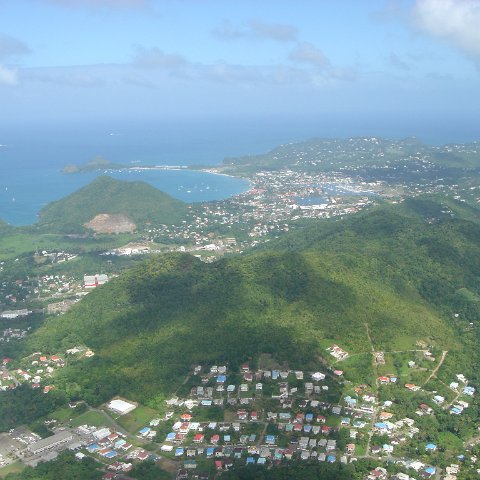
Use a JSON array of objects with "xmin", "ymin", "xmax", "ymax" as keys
[{"xmin": 62, "ymin": 155, "xmax": 125, "ymax": 174}]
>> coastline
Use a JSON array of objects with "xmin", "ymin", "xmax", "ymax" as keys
[{"xmin": 1, "ymin": 165, "xmax": 251, "ymax": 227}]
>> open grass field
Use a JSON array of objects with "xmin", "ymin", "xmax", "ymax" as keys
[
  {"xmin": 50, "ymin": 406, "xmax": 77, "ymax": 423},
  {"xmin": 0, "ymin": 231, "xmax": 137, "ymax": 260},
  {"xmin": 0, "ymin": 463, "xmax": 25, "ymax": 478},
  {"xmin": 115, "ymin": 405, "xmax": 159, "ymax": 433},
  {"xmin": 69, "ymin": 409, "xmax": 117, "ymax": 429}
]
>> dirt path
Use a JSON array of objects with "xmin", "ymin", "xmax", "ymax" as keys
[
  {"xmin": 364, "ymin": 323, "xmax": 379, "ymax": 457},
  {"xmin": 422, "ymin": 350, "xmax": 448, "ymax": 387}
]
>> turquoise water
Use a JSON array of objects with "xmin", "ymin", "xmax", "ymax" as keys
[
  {"xmin": 1, "ymin": 115, "xmax": 478, "ymax": 226},
  {"xmin": 0, "ymin": 167, "xmax": 250, "ymax": 226}
]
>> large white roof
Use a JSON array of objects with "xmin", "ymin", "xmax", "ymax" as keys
[{"xmin": 108, "ymin": 399, "xmax": 136, "ymax": 414}]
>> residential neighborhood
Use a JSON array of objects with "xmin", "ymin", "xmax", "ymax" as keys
[{"xmin": 0, "ymin": 343, "xmax": 478, "ymax": 480}]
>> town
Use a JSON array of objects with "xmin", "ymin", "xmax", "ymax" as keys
[{"xmin": 0, "ymin": 338, "xmax": 478, "ymax": 479}]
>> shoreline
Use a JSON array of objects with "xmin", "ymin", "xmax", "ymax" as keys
[{"xmin": 1, "ymin": 165, "xmax": 251, "ymax": 227}]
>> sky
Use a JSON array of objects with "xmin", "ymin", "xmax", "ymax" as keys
[{"xmin": 0, "ymin": 0, "xmax": 479, "ymax": 136}]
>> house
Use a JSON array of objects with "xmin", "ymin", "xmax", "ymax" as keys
[
  {"xmin": 423, "ymin": 466, "xmax": 436, "ymax": 477},
  {"xmin": 405, "ymin": 384, "xmax": 420, "ymax": 391},
  {"xmin": 463, "ymin": 386, "xmax": 475, "ymax": 396},
  {"xmin": 234, "ymin": 447, "xmax": 243, "ymax": 459},
  {"xmin": 419, "ymin": 404, "xmax": 433, "ymax": 415},
  {"xmin": 237, "ymin": 410, "xmax": 248, "ymax": 420},
  {"xmin": 379, "ymin": 412, "xmax": 393, "ymax": 420},
  {"xmin": 425, "ymin": 443, "xmax": 437, "ymax": 452},
  {"xmin": 300, "ymin": 450, "xmax": 310, "ymax": 460},
  {"xmin": 265, "ymin": 435, "xmax": 276, "ymax": 445},
  {"xmin": 206, "ymin": 447, "xmax": 215, "ymax": 458},
  {"xmin": 184, "ymin": 459, "xmax": 196, "ymax": 468},
  {"xmin": 312, "ymin": 372, "xmax": 326, "ymax": 381},
  {"xmin": 137, "ymin": 450, "xmax": 149, "ymax": 461},
  {"xmin": 369, "ymin": 467, "xmax": 387, "ymax": 479},
  {"xmin": 383, "ymin": 444, "xmax": 394, "ymax": 454},
  {"xmin": 344, "ymin": 396, "xmax": 357, "ymax": 407},
  {"xmin": 326, "ymin": 440, "xmax": 336, "ymax": 451}
]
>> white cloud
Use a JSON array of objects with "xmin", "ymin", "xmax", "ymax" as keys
[
  {"xmin": 289, "ymin": 42, "xmax": 330, "ymax": 68},
  {"xmin": 0, "ymin": 34, "xmax": 30, "ymax": 61},
  {"xmin": 129, "ymin": 43, "xmax": 354, "ymax": 89},
  {"xmin": 412, "ymin": 0, "xmax": 480, "ymax": 64},
  {"xmin": 133, "ymin": 46, "xmax": 187, "ymax": 69},
  {"xmin": 0, "ymin": 64, "xmax": 18, "ymax": 86},
  {"xmin": 24, "ymin": 66, "xmax": 106, "ymax": 87},
  {"xmin": 213, "ymin": 19, "xmax": 298, "ymax": 42}
]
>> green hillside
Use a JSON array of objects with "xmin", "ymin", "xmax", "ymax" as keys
[
  {"xmin": 37, "ymin": 176, "xmax": 189, "ymax": 233},
  {"xmin": 25, "ymin": 198, "xmax": 480, "ymax": 408},
  {"xmin": 221, "ymin": 136, "xmax": 480, "ymax": 175}
]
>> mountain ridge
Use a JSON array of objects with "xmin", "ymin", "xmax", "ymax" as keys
[{"xmin": 24, "ymin": 197, "xmax": 480, "ymax": 407}]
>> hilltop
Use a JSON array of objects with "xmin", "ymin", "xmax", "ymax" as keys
[
  {"xmin": 25, "ymin": 197, "xmax": 480, "ymax": 406},
  {"xmin": 37, "ymin": 176, "xmax": 190, "ymax": 233}
]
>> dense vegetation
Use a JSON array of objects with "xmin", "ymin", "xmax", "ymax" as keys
[
  {"xmin": 218, "ymin": 460, "xmax": 386, "ymax": 480},
  {"xmin": 0, "ymin": 385, "xmax": 67, "ymax": 431},
  {"xmin": 4, "ymin": 452, "xmax": 101, "ymax": 480},
  {"xmin": 9, "ymin": 198, "xmax": 476, "ymax": 413},
  {"xmin": 36, "ymin": 176, "xmax": 189, "ymax": 233}
]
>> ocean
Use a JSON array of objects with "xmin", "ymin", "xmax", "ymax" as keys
[{"xmin": 1, "ymin": 116, "xmax": 478, "ymax": 226}]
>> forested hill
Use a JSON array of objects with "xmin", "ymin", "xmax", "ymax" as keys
[
  {"xmin": 37, "ymin": 176, "xmax": 189, "ymax": 233},
  {"xmin": 25, "ymin": 197, "xmax": 480, "ymax": 406}
]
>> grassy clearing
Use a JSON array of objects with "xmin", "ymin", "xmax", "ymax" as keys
[
  {"xmin": 50, "ymin": 406, "xmax": 76, "ymax": 422},
  {"xmin": 0, "ymin": 231, "xmax": 137, "ymax": 260},
  {"xmin": 115, "ymin": 405, "xmax": 159, "ymax": 433},
  {"xmin": 69, "ymin": 410, "xmax": 116, "ymax": 429},
  {"xmin": 0, "ymin": 462, "xmax": 25, "ymax": 478}
]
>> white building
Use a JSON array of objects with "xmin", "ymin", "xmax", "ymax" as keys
[
  {"xmin": 1, "ymin": 309, "xmax": 30, "ymax": 319},
  {"xmin": 107, "ymin": 398, "xmax": 136, "ymax": 415}
]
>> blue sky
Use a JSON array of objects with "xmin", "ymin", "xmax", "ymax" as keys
[{"xmin": 0, "ymin": 0, "xmax": 479, "ymax": 134}]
